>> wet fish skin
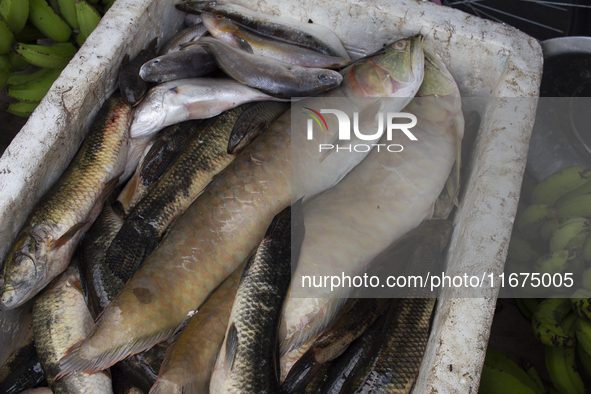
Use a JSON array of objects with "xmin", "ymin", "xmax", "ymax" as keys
[
  {"xmin": 227, "ymin": 101, "xmax": 290, "ymax": 154},
  {"xmin": 33, "ymin": 265, "xmax": 113, "ymax": 393},
  {"xmin": 210, "ymin": 202, "xmax": 305, "ymax": 394},
  {"xmin": 342, "ymin": 221, "xmax": 452, "ymax": 394},
  {"xmin": 0, "ymin": 96, "xmax": 131, "ymax": 311},
  {"xmin": 119, "ymin": 38, "xmax": 158, "ymax": 106},
  {"xmin": 280, "ymin": 298, "xmax": 391, "ymax": 393},
  {"xmin": 176, "ymin": 1, "xmax": 349, "ymax": 58},
  {"xmin": 201, "ymin": 14, "xmax": 350, "ymax": 69},
  {"xmin": 0, "ymin": 324, "xmax": 45, "ymax": 394},
  {"xmin": 0, "ymin": 301, "xmax": 33, "ymax": 367},
  {"xmin": 117, "ymin": 124, "xmax": 197, "ymax": 214},
  {"xmin": 56, "ymin": 36, "xmax": 423, "ymax": 377},
  {"xmin": 140, "ymin": 45, "xmax": 217, "ymax": 83},
  {"xmin": 184, "ymin": 13, "xmax": 202, "ymax": 27},
  {"xmin": 160, "ymin": 23, "xmax": 208, "ymax": 55},
  {"xmin": 129, "ymin": 78, "xmax": 286, "ymax": 139},
  {"xmin": 149, "ymin": 261, "xmax": 246, "ymax": 394},
  {"xmin": 199, "ymin": 37, "xmax": 343, "ymax": 99},
  {"xmin": 317, "ymin": 309, "xmax": 390, "ymax": 394}
]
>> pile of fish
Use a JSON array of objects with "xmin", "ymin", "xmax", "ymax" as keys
[{"xmin": 0, "ymin": 1, "xmax": 465, "ymax": 393}]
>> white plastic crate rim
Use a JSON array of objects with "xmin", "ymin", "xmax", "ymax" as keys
[{"xmin": 0, "ymin": 0, "xmax": 542, "ymax": 392}]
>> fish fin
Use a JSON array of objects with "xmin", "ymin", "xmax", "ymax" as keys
[
  {"xmin": 51, "ymin": 222, "xmax": 87, "ymax": 249},
  {"xmin": 279, "ymin": 297, "xmax": 347, "ymax": 355},
  {"xmin": 233, "ymin": 36, "xmax": 253, "ymax": 53},
  {"xmin": 148, "ymin": 37, "xmax": 158, "ymax": 52},
  {"xmin": 102, "ymin": 174, "xmax": 122, "ymax": 204},
  {"xmin": 121, "ymin": 54, "xmax": 129, "ymax": 66},
  {"xmin": 225, "ymin": 322, "xmax": 239, "ymax": 371},
  {"xmin": 57, "ymin": 326, "xmax": 178, "ymax": 377},
  {"xmin": 280, "ymin": 349, "xmax": 321, "ymax": 393}
]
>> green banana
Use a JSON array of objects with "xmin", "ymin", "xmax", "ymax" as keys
[
  {"xmin": 576, "ymin": 317, "xmax": 591, "ymax": 356},
  {"xmin": 532, "ymin": 166, "xmax": 591, "ymax": 206},
  {"xmin": 557, "ymin": 194, "xmax": 591, "ymax": 219},
  {"xmin": 541, "ymin": 217, "xmax": 587, "ymax": 242},
  {"xmin": 565, "ymin": 229, "xmax": 589, "ymax": 251},
  {"xmin": 582, "ymin": 268, "xmax": 591, "ymax": 291},
  {"xmin": 0, "ymin": 53, "xmax": 10, "ymax": 72},
  {"xmin": 9, "ymin": 49, "xmax": 29, "ymax": 70},
  {"xmin": 545, "ymin": 312, "xmax": 585, "ymax": 394},
  {"xmin": 7, "ymin": 67, "xmax": 62, "ymax": 101},
  {"xmin": 508, "ymin": 235, "xmax": 539, "ymax": 263},
  {"xmin": 549, "ymin": 220, "xmax": 591, "ymax": 252},
  {"xmin": 0, "ymin": 0, "xmax": 28, "ymax": 33},
  {"xmin": 28, "ymin": 0, "xmax": 71, "ymax": 42},
  {"xmin": 532, "ymin": 298, "xmax": 575, "ymax": 348},
  {"xmin": 7, "ymin": 66, "xmax": 49, "ymax": 85},
  {"xmin": 534, "ymin": 249, "xmax": 582, "ymax": 276},
  {"xmin": 13, "ymin": 42, "xmax": 76, "ymax": 68},
  {"xmin": 515, "ymin": 298, "xmax": 539, "ymax": 321},
  {"xmin": 58, "ymin": 0, "xmax": 79, "ymax": 28},
  {"xmin": 483, "ymin": 346, "xmax": 544, "ymax": 394},
  {"xmin": 6, "ymin": 100, "xmax": 39, "ymax": 117},
  {"xmin": 576, "ymin": 342, "xmax": 591, "ymax": 376},
  {"xmin": 517, "ymin": 204, "xmax": 558, "ymax": 239},
  {"xmin": 555, "ymin": 179, "xmax": 591, "ymax": 208},
  {"xmin": 479, "ymin": 364, "xmax": 537, "ymax": 394},
  {"xmin": 0, "ymin": 14, "xmax": 15, "ymax": 54},
  {"xmin": 75, "ymin": 0, "xmax": 101, "ymax": 44},
  {"xmin": 570, "ymin": 288, "xmax": 591, "ymax": 322},
  {"xmin": 524, "ymin": 364, "xmax": 546, "ymax": 394}
]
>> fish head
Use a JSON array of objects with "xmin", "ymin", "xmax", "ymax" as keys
[
  {"xmin": 201, "ymin": 13, "xmax": 240, "ymax": 43},
  {"xmin": 0, "ymin": 234, "xmax": 43, "ymax": 310},
  {"xmin": 129, "ymin": 86, "xmax": 168, "ymax": 138},
  {"xmin": 342, "ymin": 34, "xmax": 424, "ymax": 98},
  {"xmin": 417, "ymin": 51, "xmax": 458, "ymax": 98},
  {"xmin": 295, "ymin": 68, "xmax": 343, "ymax": 96}
]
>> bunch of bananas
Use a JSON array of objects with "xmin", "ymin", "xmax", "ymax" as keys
[
  {"xmin": 480, "ymin": 346, "xmax": 546, "ymax": 394},
  {"xmin": 0, "ymin": 0, "xmax": 114, "ymax": 117},
  {"xmin": 504, "ymin": 166, "xmax": 591, "ymax": 394}
]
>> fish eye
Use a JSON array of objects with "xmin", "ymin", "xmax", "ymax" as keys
[
  {"xmin": 153, "ymin": 59, "xmax": 160, "ymax": 65},
  {"xmin": 217, "ymin": 15, "xmax": 223, "ymax": 19},
  {"xmin": 156, "ymin": 78, "xmax": 163, "ymax": 83},
  {"xmin": 394, "ymin": 40, "xmax": 407, "ymax": 50},
  {"xmin": 318, "ymin": 74, "xmax": 328, "ymax": 82}
]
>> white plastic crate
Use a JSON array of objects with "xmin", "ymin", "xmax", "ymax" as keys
[{"xmin": 0, "ymin": 0, "xmax": 542, "ymax": 392}]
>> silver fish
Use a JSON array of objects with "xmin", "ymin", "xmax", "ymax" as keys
[{"xmin": 129, "ymin": 78, "xmax": 286, "ymax": 138}]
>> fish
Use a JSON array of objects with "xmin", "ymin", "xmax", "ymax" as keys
[
  {"xmin": 18, "ymin": 389, "xmax": 52, "ymax": 394},
  {"xmin": 176, "ymin": 1, "xmax": 349, "ymax": 58},
  {"xmin": 57, "ymin": 35, "xmax": 425, "ymax": 377},
  {"xmin": 32, "ymin": 265, "xmax": 113, "ymax": 393},
  {"xmin": 119, "ymin": 38, "xmax": 158, "ymax": 106},
  {"xmin": 210, "ymin": 202, "xmax": 305, "ymax": 394},
  {"xmin": 200, "ymin": 14, "xmax": 350, "ymax": 69},
  {"xmin": 129, "ymin": 78, "xmax": 286, "ymax": 138},
  {"xmin": 120, "ymin": 135, "xmax": 154, "ymax": 187},
  {"xmin": 342, "ymin": 221, "xmax": 452, "ymax": 393},
  {"xmin": 300, "ymin": 360, "xmax": 334, "ymax": 394},
  {"xmin": 159, "ymin": 23, "xmax": 209, "ymax": 55},
  {"xmin": 279, "ymin": 48, "xmax": 463, "ymax": 361},
  {"xmin": 149, "ymin": 260, "xmax": 246, "ymax": 394},
  {"xmin": 0, "ymin": 95, "xmax": 131, "ymax": 310},
  {"xmin": 117, "ymin": 124, "xmax": 199, "ymax": 214},
  {"xmin": 279, "ymin": 298, "xmax": 391, "ymax": 391},
  {"xmin": 316, "ymin": 308, "xmax": 390, "ymax": 394},
  {"xmin": 0, "ymin": 322, "xmax": 45, "ymax": 394},
  {"xmin": 140, "ymin": 45, "xmax": 217, "ymax": 83},
  {"xmin": 198, "ymin": 37, "xmax": 343, "ymax": 99},
  {"xmin": 0, "ymin": 301, "xmax": 33, "ymax": 367},
  {"xmin": 227, "ymin": 101, "xmax": 290, "ymax": 154}
]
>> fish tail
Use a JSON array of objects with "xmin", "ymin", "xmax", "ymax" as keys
[{"xmin": 58, "ymin": 327, "xmax": 178, "ymax": 376}]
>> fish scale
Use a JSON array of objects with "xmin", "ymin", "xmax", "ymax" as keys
[
  {"xmin": 57, "ymin": 35, "xmax": 425, "ymax": 377},
  {"xmin": 0, "ymin": 95, "xmax": 131, "ymax": 310}
]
